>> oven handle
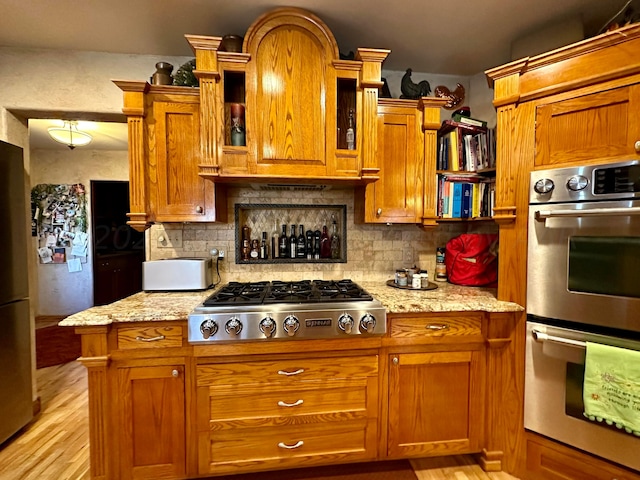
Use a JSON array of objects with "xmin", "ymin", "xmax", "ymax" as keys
[
  {"xmin": 534, "ymin": 206, "xmax": 640, "ymax": 221},
  {"xmin": 532, "ymin": 329, "xmax": 586, "ymax": 349}
]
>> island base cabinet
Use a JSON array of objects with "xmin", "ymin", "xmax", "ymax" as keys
[
  {"xmin": 196, "ymin": 355, "xmax": 379, "ymax": 476},
  {"xmin": 114, "ymin": 363, "xmax": 186, "ymax": 480},
  {"xmin": 387, "ymin": 349, "xmax": 484, "ymax": 458}
]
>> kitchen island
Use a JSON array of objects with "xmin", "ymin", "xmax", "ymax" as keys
[{"xmin": 60, "ymin": 282, "xmax": 522, "ymax": 480}]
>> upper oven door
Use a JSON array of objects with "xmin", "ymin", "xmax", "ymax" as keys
[{"xmin": 527, "ymin": 199, "xmax": 640, "ymax": 331}]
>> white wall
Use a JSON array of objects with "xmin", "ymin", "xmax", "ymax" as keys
[{"xmin": 30, "ymin": 149, "xmax": 128, "ymax": 315}]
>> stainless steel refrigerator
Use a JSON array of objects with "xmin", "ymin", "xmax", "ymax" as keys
[{"xmin": 0, "ymin": 140, "xmax": 32, "ymax": 445}]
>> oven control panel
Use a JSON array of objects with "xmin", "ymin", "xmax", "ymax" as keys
[
  {"xmin": 187, "ymin": 306, "xmax": 387, "ymax": 343},
  {"xmin": 530, "ymin": 160, "xmax": 640, "ymax": 203}
]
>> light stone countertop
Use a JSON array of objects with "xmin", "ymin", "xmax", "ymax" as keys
[{"xmin": 59, "ymin": 281, "xmax": 523, "ymax": 327}]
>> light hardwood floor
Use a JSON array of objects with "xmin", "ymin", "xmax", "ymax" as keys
[{"xmin": 0, "ymin": 362, "xmax": 519, "ymax": 480}]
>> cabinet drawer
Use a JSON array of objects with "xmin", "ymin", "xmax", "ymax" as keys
[
  {"xmin": 390, "ymin": 314, "xmax": 482, "ymax": 339},
  {"xmin": 208, "ymin": 380, "xmax": 369, "ymax": 424},
  {"xmin": 117, "ymin": 325, "xmax": 183, "ymax": 350},
  {"xmin": 197, "ymin": 355, "xmax": 378, "ymax": 386},
  {"xmin": 209, "ymin": 420, "xmax": 369, "ymax": 464}
]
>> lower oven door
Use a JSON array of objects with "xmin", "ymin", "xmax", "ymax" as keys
[
  {"xmin": 525, "ymin": 319, "xmax": 640, "ymax": 471},
  {"xmin": 527, "ymin": 199, "xmax": 640, "ymax": 332}
]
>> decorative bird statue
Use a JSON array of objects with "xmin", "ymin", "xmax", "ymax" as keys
[
  {"xmin": 434, "ymin": 83, "xmax": 466, "ymax": 110},
  {"xmin": 400, "ymin": 68, "xmax": 431, "ymax": 99}
]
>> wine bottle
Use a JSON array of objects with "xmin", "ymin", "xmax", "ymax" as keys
[
  {"xmin": 271, "ymin": 220, "xmax": 280, "ymax": 259},
  {"xmin": 346, "ymin": 108, "xmax": 355, "ymax": 150},
  {"xmin": 306, "ymin": 229, "xmax": 313, "ymax": 259},
  {"xmin": 279, "ymin": 224, "xmax": 288, "ymax": 258},
  {"xmin": 297, "ymin": 224, "xmax": 306, "ymax": 258},
  {"xmin": 330, "ymin": 219, "xmax": 340, "ymax": 259},
  {"xmin": 320, "ymin": 225, "xmax": 331, "ymax": 258},
  {"xmin": 289, "ymin": 224, "xmax": 297, "ymax": 259},
  {"xmin": 314, "ymin": 230, "xmax": 321, "ymax": 260},
  {"xmin": 260, "ymin": 231, "xmax": 268, "ymax": 259}
]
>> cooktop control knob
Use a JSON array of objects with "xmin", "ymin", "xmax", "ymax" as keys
[
  {"xmin": 359, "ymin": 313, "xmax": 376, "ymax": 334},
  {"xmin": 259, "ymin": 316, "xmax": 276, "ymax": 338},
  {"xmin": 283, "ymin": 315, "xmax": 300, "ymax": 337},
  {"xmin": 567, "ymin": 175, "xmax": 588, "ymax": 191},
  {"xmin": 533, "ymin": 178, "xmax": 554, "ymax": 194},
  {"xmin": 224, "ymin": 317, "xmax": 242, "ymax": 336},
  {"xmin": 338, "ymin": 313, "xmax": 354, "ymax": 334},
  {"xmin": 200, "ymin": 318, "xmax": 218, "ymax": 339}
]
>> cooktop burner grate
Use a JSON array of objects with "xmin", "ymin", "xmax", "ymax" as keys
[{"xmin": 202, "ymin": 279, "xmax": 373, "ymax": 306}]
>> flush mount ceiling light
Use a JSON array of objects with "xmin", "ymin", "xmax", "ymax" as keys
[{"xmin": 47, "ymin": 120, "xmax": 92, "ymax": 150}]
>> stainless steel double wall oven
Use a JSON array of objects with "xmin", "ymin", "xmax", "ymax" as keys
[{"xmin": 525, "ymin": 160, "xmax": 640, "ymax": 472}]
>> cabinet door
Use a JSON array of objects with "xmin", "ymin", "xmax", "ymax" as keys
[
  {"xmin": 367, "ymin": 103, "xmax": 423, "ymax": 223},
  {"xmin": 153, "ymin": 101, "xmax": 216, "ymax": 222},
  {"xmin": 535, "ymin": 84, "xmax": 640, "ymax": 167},
  {"xmin": 387, "ymin": 349, "xmax": 484, "ymax": 458},
  {"xmin": 116, "ymin": 364, "xmax": 185, "ymax": 480}
]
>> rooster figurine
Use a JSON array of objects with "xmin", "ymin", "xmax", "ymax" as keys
[
  {"xmin": 400, "ymin": 69, "xmax": 431, "ymax": 99},
  {"xmin": 434, "ymin": 83, "xmax": 465, "ymax": 110}
]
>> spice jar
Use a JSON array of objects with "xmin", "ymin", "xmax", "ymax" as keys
[
  {"xmin": 420, "ymin": 273, "xmax": 430, "ymax": 288},
  {"xmin": 395, "ymin": 269, "xmax": 408, "ymax": 286},
  {"xmin": 411, "ymin": 273, "xmax": 422, "ymax": 289}
]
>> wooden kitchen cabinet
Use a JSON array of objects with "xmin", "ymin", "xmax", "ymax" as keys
[
  {"xmin": 196, "ymin": 354, "xmax": 379, "ymax": 476},
  {"xmin": 94, "ymin": 251, "xmax": 143, "ymax": 306},
  {"xmin": 355, "ymin": 98, "xmax": 446, "ymax": 224},
  {"xmin": 113, "ymin": 362, "xmax": 186, "ymax": 480},
  {"xmin": 384, "ymin": 313, "xmax": 485, "ymax": 458},
  {"xmin": 113, "ymin": 82, "xmax": 227, "ymax": 231},
  {"xmin": 186, "ymin": 8, "xmax": 389, "ymax": 186},
  {"xmin": 535, "ymin": 84, "xmax": 640, "ymax": 168}
]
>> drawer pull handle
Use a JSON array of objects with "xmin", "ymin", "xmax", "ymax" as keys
[
  {"xmin": 277, "ymin": 369, "xmax": 304, "ymax": 376},
  {"xmin": 135, "ymin": 335, "xmax": 166, "ymax": 342},
  {"xmin": 278, "ymin": 399, "xmax": 304, "ymax": 408},
  {"xmin": 425, "ymin": 324, "xmax": 449, "ymax": 331},
  {"xmin": 278, "ymin": 440, "xmax": 304, "ymax": 449}
]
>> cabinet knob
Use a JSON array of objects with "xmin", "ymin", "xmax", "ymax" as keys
[
  {"xmin": 376, "ymin": 208, "xmax": 382, "ymax": 217},
  {"xmin": 171, "ymin": 369, "xmax": 179, "ymax": 378},
  {"xmin": 195, "ymin": 205, "xmax": 203, "ymax": 213},
  {"xmin": 392, "ymin": 357, "xmax": 399, "ymax": 365},
  {"xmin": 635, "ymin": 140, "xmax": 640, "ymax": 153},
  {"xmin": 158, "ymin": 235, "xmax": 165, "ymax": 243}
]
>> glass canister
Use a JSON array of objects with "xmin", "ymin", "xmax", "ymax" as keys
[{"xmin": 395, "ymin": 269, "xmax": 408, "ymax": 286}]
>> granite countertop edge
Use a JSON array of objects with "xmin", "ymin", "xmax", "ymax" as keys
[{"xmin": 59, "ymin": 281, "xmax": 524, "ymax": 327}]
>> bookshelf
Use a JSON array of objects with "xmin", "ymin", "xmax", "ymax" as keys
[{"xmin": 435, "ymin": 119, "xmax": 496, "ymax": 220}]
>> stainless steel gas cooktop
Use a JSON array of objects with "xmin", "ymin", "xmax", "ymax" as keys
[{"xmin": 188, "ymin": 279, "xmax": 386, "ymax": 343}]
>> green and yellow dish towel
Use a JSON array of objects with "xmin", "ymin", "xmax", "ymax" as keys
[{"xmin": 583, "ymin": 341, "xmax": 640, "ymax": 436}]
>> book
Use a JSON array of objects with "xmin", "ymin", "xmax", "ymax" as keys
[
  {"xmin": 461, "ymin": 183, "xmax": 472, "ymax": 218},
  {"xmin": 452, "ymin": 113, "xmax": 487, "ymax": 128},
  {"xmin": 472, "ymin": 183, "xmax": 480, "ymax": 218},
  {"xmin": 452, "ymin": 182, "xmax": 463, "ymax": 218}
]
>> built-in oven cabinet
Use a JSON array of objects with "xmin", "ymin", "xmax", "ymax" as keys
[
  {"xmin": 535, "ymin": 84, "xmax": 640, "ymax": 168},
  {"xmin": 195, "ymin": 354, "xmax": 379, "ymax": 476},
  {"xmin": 526, "ymin": 432, "xmax": 640, "ymax": 480},
  {"xmin": 383, "ymin": 313, "xmax": 486, "ymax": 459}
]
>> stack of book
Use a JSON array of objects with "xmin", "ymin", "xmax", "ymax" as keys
[
  {"xmin": 437, "ymin": 119, "xmax": 496, "ymax": 172},
  {"xmin": 436, "ymin": 174, "xmax": 496, "ymax": 219}
]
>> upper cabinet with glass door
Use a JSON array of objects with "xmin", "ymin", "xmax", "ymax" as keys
[{"xmin": 187, "ymin": 7, "xmax": 389, "ymax": 186}]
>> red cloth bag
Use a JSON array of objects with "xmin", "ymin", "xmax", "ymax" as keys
[{"xmin": 444, "ymin": 233, "xmax": 499, "ymax": 287}]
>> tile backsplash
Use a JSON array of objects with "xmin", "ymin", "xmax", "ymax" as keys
[{"xmin": 147, "ymin": 186, "xmax": 496, "ymax": 283}]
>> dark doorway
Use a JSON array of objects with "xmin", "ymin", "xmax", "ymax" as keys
[{"xmin": 91, "ymin": 181, "xmax": 145, "ymax": 306}]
